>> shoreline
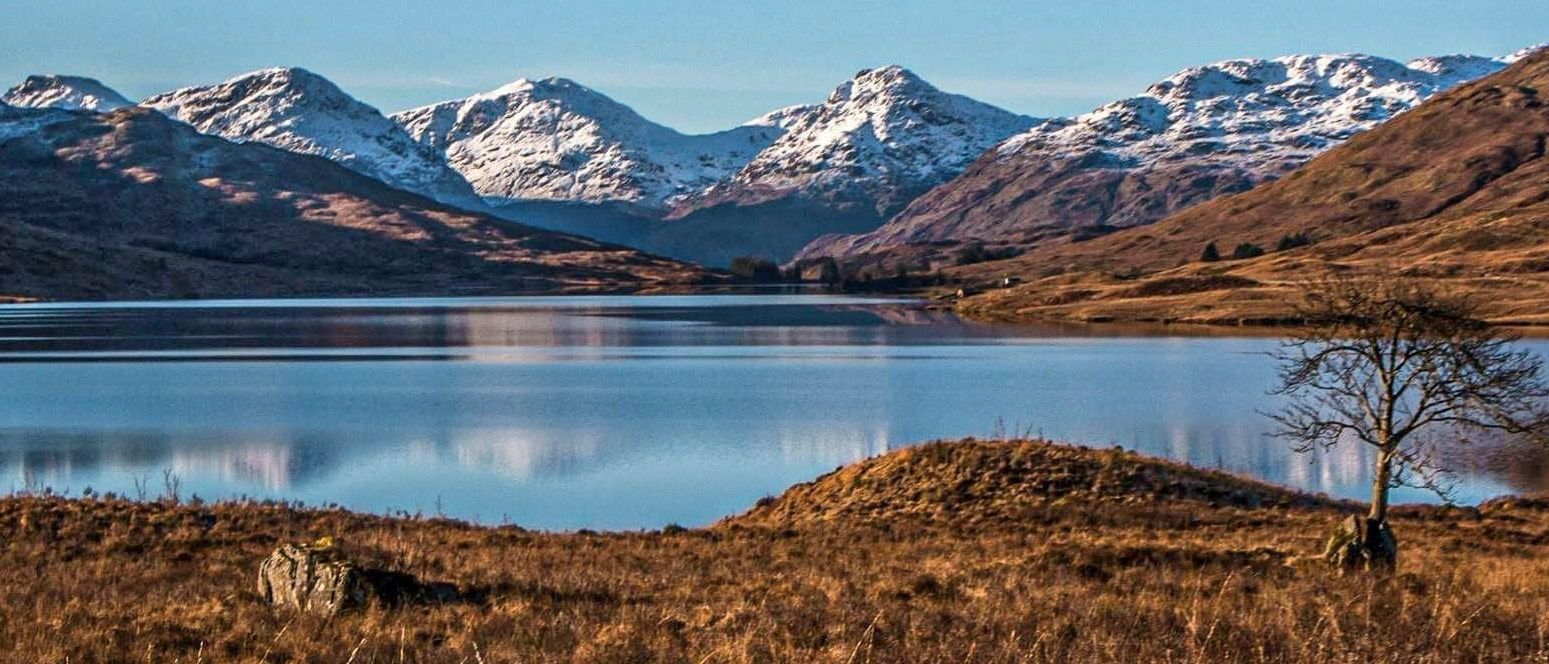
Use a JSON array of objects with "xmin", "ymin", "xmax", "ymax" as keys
[{"xmin": 14, "ymin": 285, "xmax": 1549, "ymax": 338}]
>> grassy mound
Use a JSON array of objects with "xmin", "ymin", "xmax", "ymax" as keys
[{"xmin": 734, "ymin": 439, "xmax": 1336, "ymax": 528}]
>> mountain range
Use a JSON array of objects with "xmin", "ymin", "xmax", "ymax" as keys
[
  {"xmin": 795, "ymin": 49, "xmax": 1531, "ymax": 270},
  {"xmin": 0, "ymin": 43, "xmax": 1542, "ymax": 300},
  {"xmin": 388, "ymin": 66, "xmax": 1038, "ymax": 265},
  {"xmin": 4, "ymin": 65, "xmax": 1040, "ymax": 266}
]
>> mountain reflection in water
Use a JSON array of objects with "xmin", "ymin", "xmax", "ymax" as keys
[{"xmin": 0, "ymin": 295, "xmax": 1543, "ymax": 529}]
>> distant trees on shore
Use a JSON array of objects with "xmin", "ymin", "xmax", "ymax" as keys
[
  {"xmin": 728, "ymin": 256, "xmax": 782, "ymax": 282},
  {"xmin": 1199, "ymin": 232, "xmax": 1314, "ymax": 263}
]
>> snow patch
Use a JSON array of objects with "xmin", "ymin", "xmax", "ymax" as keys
[{"xmin": 3, "ymin": 75, "xmax": 132, "ymax": 112}]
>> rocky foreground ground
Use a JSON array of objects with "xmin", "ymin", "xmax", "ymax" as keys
[{"xmin": 4, "ymin": 439, "xmax": 1549, "ymax": 663}]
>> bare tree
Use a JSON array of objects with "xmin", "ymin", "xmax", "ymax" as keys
[{"xmin": 1270, "ymin": 278, "xmax": 1549, "ymax": 570}]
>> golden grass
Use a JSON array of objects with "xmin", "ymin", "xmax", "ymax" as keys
[
  {"xmin": 4, "ymin": 439, "xmax": 1549, "ymax": 662},
  {"xmin": 953, "ymin": 267, "xmax": 1549, "ymax": 327}
]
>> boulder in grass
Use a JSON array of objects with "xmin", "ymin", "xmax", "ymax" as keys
[
  {"xmin": 1320, "ymin": 514, "xmax": 1398, "ymax": 573},
  {"xmin": 257, "ymin": 538, "xmax": 460, "ymax": 616},
  {"xmin": 257, "ymin": 540, "xmax": 370, "ymax": 616}
]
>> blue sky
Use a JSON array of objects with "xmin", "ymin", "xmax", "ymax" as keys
[{"xmin": 1, "ymin": 1, "xmax": 1544, "ymax": 133}]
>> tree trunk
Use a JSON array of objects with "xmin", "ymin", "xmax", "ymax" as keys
[
  {"xmin": 1368, "ymin": 448, "xmax": 1393, "ymax": 523},
  {"xmin": 1328, "ymin": 448, "xmax": 1398, "ymax": 572}
]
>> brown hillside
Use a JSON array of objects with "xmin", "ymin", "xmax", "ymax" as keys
[
  {"xmin": 0, "ymin": 107, "xmax": 712, "ymax": 302},
  {"xmin": 953, "ymin": 49, "xmax": 1549, "ymax": 324},
  {"xmin": 795, "ymin": 149, "xmax": 1266, "ymax": 271}
]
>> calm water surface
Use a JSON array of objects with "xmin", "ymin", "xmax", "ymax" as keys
[{"xmin": 0, "ymin": 295, "xmax": 1542, "ymax": 529}]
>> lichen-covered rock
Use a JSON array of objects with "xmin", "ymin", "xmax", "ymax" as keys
[
  {"xmin": 256, "ymin": 541, "xmax": 370, "ymax": 616},
  {"xmin": 257, "ymin": 539, "xmax": 462, "ymax": 616},
  {"xmin": 1321, "ymin": 515, "xmax": 1398, "ymax": 573}
]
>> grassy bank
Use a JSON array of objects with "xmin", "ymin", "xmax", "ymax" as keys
[
  {"xmin": 947, "ymin": 274, "xmax": 1549, "ymax": 328},
  {"xmin": 5, "ymin": 439, "xmax": 1549, "ymax": 663}
]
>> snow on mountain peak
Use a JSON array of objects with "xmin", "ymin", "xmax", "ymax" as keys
[
  {"xmin": 997, "ymin": 51, "xmax": 1509, "ymax": 168},
  {"xmin": 828, "ymin": 65, "xmax": 929, "ymax": 101},
  {"xmin": 859, "ymin": 64, "xmax": 914, "ymax": 79},
  {"xmin": 468, "ymin": 77, "xmax": 643, "ymax": 123},
  {"xmin": 391, "ymin": 77, "xmax": 788, "ymax": 209},
  {"xmin": 3, "ymin": 75, "xmax": 133, "ymax": 112},
  {"xmin": 677, "ymin": 66, "xmax": 1039, "ymax": 215},
  {"xmin": 241, "ymin": 67, "xmax": 344, "ymax": 95},
  {"xmin": 1406, "ymin": 54, "xmax": 1509, "ymax": 81},
  {"xmin": 1503, "ymin": 43, "xmax": 1549, "ymax": 63},
  {"xmin": 141, "ymin": 67, "xmax": 480, "ymax": 206}
]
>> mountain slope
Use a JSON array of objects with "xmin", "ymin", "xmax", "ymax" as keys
[
  {"xmin": 142, "ymin": 68, "xmax": 483, "ymax": 208},
  {"xmin": 952, "ymin": 47, "xmax": 1549, "ymax": 324},
  {"xmin": 392, "ymin": 78, "xmax": 799, "ymax": 212},
  {"xmin": 649, "ymin": 66, "xmax": 1037, "ymax": 265},
  {"xmin": 799, "ymin": 51, "xmax": 1516, "ymax": 269},
  {"xmin": 0, "ymin": 106, "xmax": 709, "ymax": 302},
  {"xmin": 4, "ymin": 75, "xmax": 133, "ymax": 112}
]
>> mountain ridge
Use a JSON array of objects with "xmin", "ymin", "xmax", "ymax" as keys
[
  {"xmin": 795, "ymin": 49, "xmax": 1522, "ymax": 270},
  {"xmin": 141, "ymin": 67, "xmax": 485, "ymax": 208},
  {"xmin": 3, "ymin": 49, "xmax": 1536, "ymax": 276},
  {"xmin": 391, "ymin": 76, "xmax": 794, "ymax": 212}
]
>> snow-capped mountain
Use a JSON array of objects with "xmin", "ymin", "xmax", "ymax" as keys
[
  {"xmin": 142, "ymin": 67, "xmax": 482, "ymax": 207},
  {"xmin": 3, "ymin": 75, "xmax": 132, "ymax": 112},
  {"xmin": 672, "ymin": 65, "xmax": 1039, "ymax": 218},
  {"xmin": 797, "ymin": 50, "xmax": 1518, "ymax": 265},
  {"xmin": 391, "ymin": 77, "xmax": 801, "ymax": 211},
  {"xmin": 995, "ymin": 52, "xmax": 1508, "ymax": 174}
]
